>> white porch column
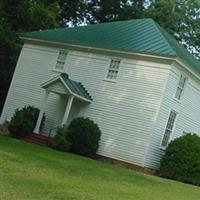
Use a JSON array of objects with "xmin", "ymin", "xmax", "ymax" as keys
[
  {"xmin": 61, "ymin": 95, "xmax": 74, "ymax": 125},
  {"xmin": 34, "ymin": 90, "xmax": 49, "ymax": 134}
]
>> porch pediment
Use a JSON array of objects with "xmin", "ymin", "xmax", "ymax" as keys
[{"xmin": 41, "ymin": 73, "xmax": 93, "ymax": 102}]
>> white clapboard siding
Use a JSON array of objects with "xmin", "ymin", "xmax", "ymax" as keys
[
  {"xmin": 1, "ymin": 43, "xmax": 170, "ymax": 167},
  {"xmin": 145, "ymin": 62, "xmax": 200, "ymax": 169},
  {"xmin": 65, "ymin": 50, "xmax": 170, "ymax": 166},
  {"xmin": 0, "ymin": 44, "xmax": 69, "ymax": 133}
]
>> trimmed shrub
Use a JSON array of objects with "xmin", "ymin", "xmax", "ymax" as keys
[
  {"xmin": 160, "ymin": 133, "xmax": 200, "ymax": 185},
  {"xmin": 52, "ymin": 127, "xmax": 71, "ymax": 152},
  {"xmin": 8, "ymin": 105, "xmax": 45, "ymax": 137},
  {"xmin": 67, "ymin": 117, "xmax": 101, "ymax": 157},
  {"xmin": 0, "ymin": 124, "xmax": 10, "ymax": 136}
]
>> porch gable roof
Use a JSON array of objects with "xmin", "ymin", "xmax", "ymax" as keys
[{"xmin": 41, "ymin": 73, "xmax": 93, "ymax": 102}]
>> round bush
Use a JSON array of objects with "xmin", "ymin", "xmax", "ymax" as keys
[
  {"xmin": 8, "ymin": 105, "xmax": 45, "ymax": 137},
  {"xmin": 160, "ymin": 133, "xmax": 200, "ymax": 185},
  {"xmin": 52, "ymin": 127, "xmax": 71, "ymax": 152},
  {"xmin": 0, "ymin": 124, "xmax": 10, "ymax": 136},
  {"xmin": 67, "ymin": 117, "xmax": 101, "ymax": 157}
]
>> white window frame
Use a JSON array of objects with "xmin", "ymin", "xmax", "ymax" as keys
[
  {"xmin": 54, "ymin": 50, "xmax": 68, "ymax": 72},
  {"xmin": 161, "ymin": 110, "xmax": 178, "ymax": 149},
  {"xmin": 105, "ymin": 58, "xmax": 121, "ymax": 81},
  {"xmin": 174, "ymin": 74, "xmax": 187, "ymax": 100}
]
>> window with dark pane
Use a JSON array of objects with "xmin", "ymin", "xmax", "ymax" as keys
[
  {"xmin": 175, "ymin": 74, "xmax": 186, "ymax": 100},
  {"xmin": 161, "ymin": 110, "xmax": 177, "ymax": 148},
  {"xmin": 55, "ymin": 50, "xmax": 68, "ymax": 70},
  {"xmin": 106, "ymin": 59, "xmax": 120, "ymax": 80}
]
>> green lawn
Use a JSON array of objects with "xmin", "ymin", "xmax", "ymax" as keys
[{"xmin": 0, "ymin": 136, "xmax": 200, "ymax": 200}]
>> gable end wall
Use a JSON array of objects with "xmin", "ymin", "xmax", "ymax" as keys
[{"xmin": 145, "ymin": 62, "xmax": 200, "ymax": 169}]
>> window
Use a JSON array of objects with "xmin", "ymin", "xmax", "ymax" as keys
[
  {"xmin": 106, "ymin": 59, "xmax": 120, "ymax": 80},
  {"xmin": 175, "ymin": 74, "xmax": 186, "ymax": 100},
  {"xmin": 55, "ymin": 50, "xmax": 68, "ymax": 71},
  {"xmin": 161, "ymin": 110, "xmax": 177, "ymax": 148}
]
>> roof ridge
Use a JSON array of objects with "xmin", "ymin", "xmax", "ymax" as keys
[
  {"xmin": 151, "ymin": 20, "xmax": 177, "ymax": 56},
  {"xmin": 20, "ymin": 18, "xmax": 152, "ymax": 36},
  {"xmin": 155, "ymin": 24, "xmax": 179, "ymax": 56},
  {"xmin": 155, "ymin": 23, "xmax": 200, "ymax": 72}
]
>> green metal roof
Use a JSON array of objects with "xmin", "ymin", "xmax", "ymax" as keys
[
  {"xmin": 156, "ymin": 24, "xmax": 200, "ymax": 74},
  {"xmin": 21, "ymin": 18, "xmax": 200, "ymax": 74},
  {"xmin": 60, "ymin": 73, "xmax": 92, "ymax": 101}
]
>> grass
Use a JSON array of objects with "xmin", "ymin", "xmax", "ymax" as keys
[{"xmin": 0, "ymin": 136, "xmax": 200, "ymax": 200}]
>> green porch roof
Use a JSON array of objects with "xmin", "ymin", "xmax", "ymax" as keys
[
  {"xmin": 41, "ymin": 73, "xmax": 92, "ymax": 101},
  {"xmin": 21, "ymin": 18, "xmax": 200, "ymax": 74},
  {"xmin": 60, "ymin": 73, "xmax": 92, "ymax": 101}
]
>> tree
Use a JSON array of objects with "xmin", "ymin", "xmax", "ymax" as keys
[
  {"xmin": 146, "ymin": 0, "xmax": 200, "ymax": 58},
  {"xmin": 0, "ymin": 0, "xmax": 59, "ymax": 71},
  {"xmin": 87, "ymin": 0, "xmax": 131, "ymax": 23},
  {"xmin": 160, "ymin": 133, "xmax": 200, "ymax": 185},
  {"xmin": 59, "ymin": 0, "xmax": 147, "ymax": 24},
  {"xmin": 58, "ymin": 0, "xmax": 90, "ymax": 25},
  {"xmin": 0, "ymin": 0, "xmax": 60, "ymax": 113}
]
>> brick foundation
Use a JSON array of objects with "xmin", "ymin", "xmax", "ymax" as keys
[{"xmin": 96, "ymin": 155, "xmax": 158, "ymax": 175}]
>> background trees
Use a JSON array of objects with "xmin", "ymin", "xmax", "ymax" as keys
[
  {"xmin": 0, "ymin": 0, "xmax": 59, "ymax": 112},
  {"xmin": 0, "ymin": 0, "xmax": 200, "ymax": 113},
  {"xmin": 0, "ymin": 0, "xmax": 59, "ymax": 71},
  {"xmin": 147, "ymin": 0, "xmax": 200, "ymax": 58}
]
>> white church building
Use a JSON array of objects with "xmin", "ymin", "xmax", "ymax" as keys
[{"xmin": 1, "ymin": 19, "xmax": 200, "ymax": 169}]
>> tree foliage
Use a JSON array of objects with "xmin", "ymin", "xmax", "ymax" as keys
[
  {"xmin": 52, "ymin": 126, "xmax": 71, "ymax": 152},
  {"xmin": 58, "ymin": 0, "xmax": 147, "ymax": 25},
  {"xmin": 67, "ymin": 117, "xmax": 101, "ymax": 157},
  {"xmin": 58, "ymin": 0, "xmax": 90, "ymax": 25},
  {"xmin": 0, "ymin": 0, "xmax": 59, "ymax": 71},
  {"xmin": 89, "ymin": 0, "xmax": 147, "ymax": 23},
  {"xmin": 146, "ymin": 0, "xmax": 200, "ymax": 58},
  {"xmin": 160, "ymin": 133, "xmax": 200, "ymax": 186},
  {"xmin": 8, "ymin": 105, "xmax": 45, "ymax": 138},
  {"xmin": 0, "ymin": 0, "xmax": 60, "ymax": 113}
]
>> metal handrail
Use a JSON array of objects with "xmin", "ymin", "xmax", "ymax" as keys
[{"xmin": 48, "ymin": 125, "xmax": 61, "ymax": 139}]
